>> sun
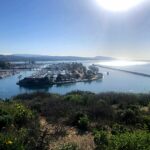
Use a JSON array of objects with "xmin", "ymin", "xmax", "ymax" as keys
[{"xmin": 96, "ymin": 0, "xmax": 145, "ymax": 12}]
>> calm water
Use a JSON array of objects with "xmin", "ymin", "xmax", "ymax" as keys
[{"xmin": 1, "ymin": 60, "xmax": 150, "ymax": 99}]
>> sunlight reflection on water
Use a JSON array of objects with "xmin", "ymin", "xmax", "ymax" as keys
[{"xmin": 98, "ymin": 60, "xmax": 149, "ymax": 67}]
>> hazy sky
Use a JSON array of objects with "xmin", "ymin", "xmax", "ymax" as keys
[{"xmin": 0, "ymin": 0, "xmax": 150, "ymax": 59}]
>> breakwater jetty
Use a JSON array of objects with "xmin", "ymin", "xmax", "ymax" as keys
[{"xmin": 94, "ymin": 65, "xmax": 150, "ymax": 78}]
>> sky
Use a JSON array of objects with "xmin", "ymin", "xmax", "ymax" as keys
[{"xmin": 0, "ymin": 0, "xmax": 150, "ymax": 59}]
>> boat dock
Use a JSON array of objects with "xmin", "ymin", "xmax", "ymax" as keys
[{"xmin": 0, "ymin": 69, "xmax": 20, "ymax": 79}]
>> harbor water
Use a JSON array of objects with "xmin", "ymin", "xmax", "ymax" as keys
[{"xmin": 1, "ymin": 60, "xmax": 150, "ymax": 99}]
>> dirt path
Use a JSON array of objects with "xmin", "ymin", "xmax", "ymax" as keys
[{"xmin": 39, "ymin": 116, "xmax": 95, "ymax": 150}]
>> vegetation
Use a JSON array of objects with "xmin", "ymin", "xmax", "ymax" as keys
[
  {"xmin": 0, "ymin": 61, "xmax": 11, "ymax": 69},
  {"xmin": 0, "ymin": 101, "xmax": 41, "ymax": 150},
  {"xmin": 59, "ymin": 143, "xmax": 78, "ymax": 150},
  {"xmin": 0, "ymin": 91, "xmax": 150, "ymax": 149},
  {"xmin": 94, "ymin": 131, "xmax": 150, "ymax": 150}
]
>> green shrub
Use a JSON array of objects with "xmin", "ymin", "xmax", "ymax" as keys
[
  {"xmin": 64, "ymin": 94, "xmax": 82, "ymax": 103},
  {"xmin": 14, "ymin": 104, "xmax": 33, "ymax": 127},
  {"xmin": 94, "ymin": 131, "xmax": 150, "ymax": 150},
  {"xmin": 111, "ymin": 124, "xmax": 128, "ymax": 135},
  {"xmin": 118, "ymin": 109, "xmax": 138, "ymax": 125},
  {"xmin": 110, "ymin": 131, "xmax": 150, "ymax": 150},
  {"xmin": 143, "ymin": 116, "xmax": 150, "ymax": 131},
  {"xmin": 0, "ymin": 115, "xmax": 13, "ymax": 129},
  {"xmin": 148, "ymin": 103, "xmax": 150, "ymax": 112},
  {"xmin": 0, "ymin": 133, "xmax": 25, "ymax": 150},
  {"xmin": 0, "ymin": 102, "xmax": 40, "ymax": 150},
  {"xmin": 77, "ymin": 115, "xmax": 89, "ymax": 131},
  {"xmin": 94, "ymin": 131, "xmax": 110, "ymax": 150},
  {"xmin": 59, "ymin": 143, "xmax": 78, "ymax": 150},
  {"xmin": 70, "ymin": 112, "xmax": 90, "ymax": 131}
]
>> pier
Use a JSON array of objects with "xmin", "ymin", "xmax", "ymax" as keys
[{"xmin": 94, "ymin": 65, "xmax": 150, "ymax": 78}]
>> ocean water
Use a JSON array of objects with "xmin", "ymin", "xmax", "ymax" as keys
[{"xmin": 0, "ymin": 60, "xmax": 150, "ymax": 99}]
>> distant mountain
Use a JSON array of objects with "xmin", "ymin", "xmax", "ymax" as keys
[
  {"xmin": 0, "ymin": 54, "xmax": 115, "ymax": 62},
  {"xmin": 0, "ymin": 55, "xmax": 26, "ymax": 62},
  {"xmin": 94, "ymin": 56, "xmax": 115, "ymax": 60},
  {"xmin": 13, "ymin": 54, "xmax": 43, "ymax": 57}
]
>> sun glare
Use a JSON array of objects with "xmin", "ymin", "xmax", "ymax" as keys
[
  {"xmin": 98, "ymin": 60, "xmax": 148, "ymax": 67},
  {"xmin": 96, "ymin": 0, "xmax": 145, "ymax": 12}
]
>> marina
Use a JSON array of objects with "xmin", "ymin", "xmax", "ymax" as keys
[
  {"xmin": 17, "ymin": 63, "xmax": 103, "ymax": 87},
  {"xmin": 0, "ymin": 70, "xmax": 20, "ymax": 79},
  {"xmin": 0, "ymin": 61, "xmax": 43, "ymax": 79}
]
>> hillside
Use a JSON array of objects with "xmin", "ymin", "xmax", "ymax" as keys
[
  {"xmin": 0, "ymin": 91, "xmax": 150, "ymax": 150},
  {"xmin": 0, "ymin": 54, "xmax": 115, "ymax": 62}
]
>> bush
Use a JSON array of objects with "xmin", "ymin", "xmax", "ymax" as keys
[
  {"xmin": 71, "ymin": 112, "xmax": 90, "ymax": 131},
  {"xmin": 0, "ymin": 133, "xmax": 25, "ymax": 150},
  {"xmin": 64, "ymin": 94, "xmax": 83, "ymax": 105},
  {"xmin": 94, "ymin": 131, "xmax": 110, "ymax": 150},
  {"xmin": 0, "ymin": 115, "xmax": 13, "ymax": 129},
  {"xmin": 148, "ymin": 103, "xmax": 150, "ymax": 112},
  {"xmin": 88, "ymin": 100, "xmax": 114, "ymax": 120},
  {"xmin": 59, "ymin": 143, "xmax": 78, "ymax": 150},
  {"xmin": 110, "ymin": 131, "xmax": 150, "ymax": 150},
  {"xmin": 0, "ymin": 101, "xmax": 40, "ymax": 150},
  {"xmin": 77, "ymin": 115, "xmax": 89, "ymax": 131},
  {"xmin": 14, "ymin": 104, "xmax": 33, "ymax": 127},
  {"xmin": 143, "ymin": 116, "xmax": 150, "ymax": 131},
  {"xmin": 118, "ymin": 109, "xmax": 138, "ymax": 125},
  {"xmin": 111, "ymin": 124, "xmax": 128, "ymax": 135},
  {"xmin": 94, "ymin": 131, "xmax": 150, "ymax": 150}
]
